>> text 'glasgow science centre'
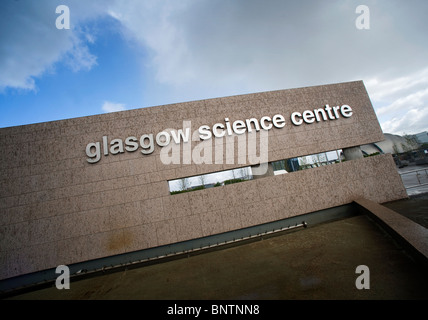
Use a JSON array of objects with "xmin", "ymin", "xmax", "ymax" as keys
[{"xmin": 85, "ymin": 104, "xmax": 353, "ymax": 163}]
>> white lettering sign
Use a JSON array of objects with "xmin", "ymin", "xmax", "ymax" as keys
[{"xmin": 85, "ymin": 105, "xmax": 353, "ymax": 164}]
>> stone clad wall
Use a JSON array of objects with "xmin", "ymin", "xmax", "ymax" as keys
[{"xmin": 0, "ymin": 81, "xmax": 406, "ymax": 280}]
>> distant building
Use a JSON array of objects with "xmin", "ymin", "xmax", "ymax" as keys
[
  {"xmin": 361, "ymin": 133, "xmax": 420, "ymax": 155},
  {"xmin": 414, "ymin": 131, "xmax": 428, "ymax": 144}
]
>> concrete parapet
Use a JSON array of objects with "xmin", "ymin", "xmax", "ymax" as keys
[{"xmin": 354, "ymin": 198, "xmax": 428, "ymax": 267}]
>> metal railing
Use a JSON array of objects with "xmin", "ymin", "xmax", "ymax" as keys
[{"xmin": 399, "ymin": 168, "xmax": 428, "ymax": 189}]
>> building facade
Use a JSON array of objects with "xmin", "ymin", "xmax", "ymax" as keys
[{"xmin": 0, "ymin": 81, "xmax": 407, "ymax": 284}]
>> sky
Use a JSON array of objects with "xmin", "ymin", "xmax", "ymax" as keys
[{"xmin": 1, "ymin": 0, "xmax": 427, "ymax": 135}]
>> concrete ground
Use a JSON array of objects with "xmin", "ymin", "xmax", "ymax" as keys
[
  {"xmin": 383, "ymin": 162, "xmax": 428, "ymax": 228},
  {"xmin": 7, "ymin": 212, "xmax": 427, "ymax": 300},
  {"xmin": 384, "ymin": 193, "xmax": 428, "ymax": 228}
]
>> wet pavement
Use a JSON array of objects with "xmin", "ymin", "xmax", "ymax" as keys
[
  {"xmin": 384, "ymin": 193, "xmax": 428, "ymax": 228},
  {"xmin": 384, "ymin": 163, "xmax": 428, "ymax": 228}
]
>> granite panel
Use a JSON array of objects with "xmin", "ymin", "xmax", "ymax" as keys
[{"xmin": 0, "ymin": 81, "xmax": 408, "ymax": 281}]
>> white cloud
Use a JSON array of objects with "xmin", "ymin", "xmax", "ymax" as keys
[
  {"xmin": 380, "ymin": 107, "xmax": 428, "ymax": 135},
  {"xmin": 102, "ymin": 101, "xmax": 126, "ymax": 113},
  {"xmin": 107, "ymin": 1, "xmax": 193, "ymax": 83},
  {"xmin": 106, "ymin": 1, "xmax": 428, "ymax": 107},
  {"xmin": 62, "ymin": 27, "xmax": 99, "ymax": 72},
  {"xmin": 103, "ymin": 0, "xmax": 428, "ymax": 135},
  {"xmin": 365, "ymin": 67, "xmax": 428, "ymax": 134},
  {"xmin": 2, "ymin": 0, "xmax": 428, "ymax": 136},
  {"xmin": 376, "ymin": 87, "xmax": 428, "ymax": 117},
  {"xmin": 108, "ymin": 1, "xmax": 428, "ymax": 87},
  {"xmin": 365, "ymin": 68, "xmax": 428, "ymax": 104},
  {"xmin": 0, "ymin": 0, "xmax": 107, "ymax": 91}
]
